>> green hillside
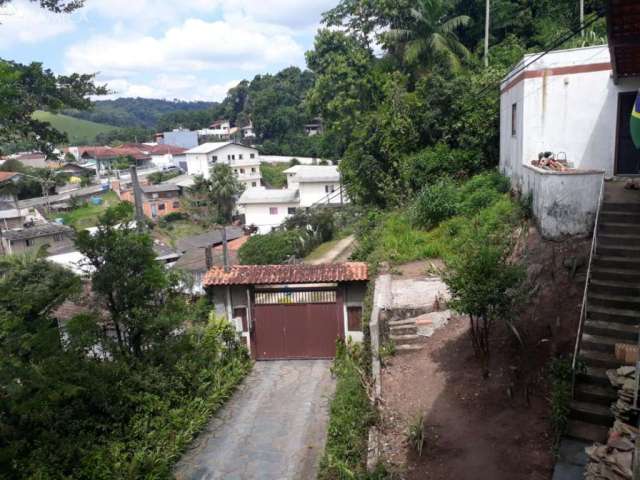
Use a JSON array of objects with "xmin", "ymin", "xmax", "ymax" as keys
[{"xmin": 32, "ymin": 111, "xmax": 118, "ymax": 144}]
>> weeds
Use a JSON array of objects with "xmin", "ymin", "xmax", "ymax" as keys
[
  {"xmin": 548, "ymin": 357, "xmax": 573, "ymax": 449},
  {"xmin": 407, "ymin": 414, "xmax": 427, "ymax": 457}
]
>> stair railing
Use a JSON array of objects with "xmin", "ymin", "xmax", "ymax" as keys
[{"xmin": 571, "ymin": 175, "xmax": 605, "ymax": 393}]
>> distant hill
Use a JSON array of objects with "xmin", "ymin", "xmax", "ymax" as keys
[
  {"xmin": 32, "ymin": 111, "xmax": 118, "ymax": 144},
  {"xmin": 62, "ymin": 97, "xmax": 217, "ymax": 129}
]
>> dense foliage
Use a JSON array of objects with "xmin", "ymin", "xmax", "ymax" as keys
[{"xmin": 0, "ymin": 206, "xmax": 251, "ymax": 478}]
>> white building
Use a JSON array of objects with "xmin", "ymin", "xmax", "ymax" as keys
[
  {"xmin": 237, "ymin": 188, "xmax": 300, "ymax": 234},
  {"xmin": 239, "ymin": 165, "xmax": 347, "ymax": 233},
  {"xmin": 499, "ymin": 44, "xmax": 640, "ymax": 238},
  {"xmin": 183, "ymin": 142, "xmax": 262, "ymax": 189},
  {"xmin": 284, "ymin": 165, "xmax": 344, "ymax": 207}
]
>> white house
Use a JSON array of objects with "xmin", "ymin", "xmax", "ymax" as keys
[
  {"xmin": 499, "ymin": 44, "xmax": 640, "ymax": 238},
  {"xmin": 237, "ymin": 188, "xmax": 300, "ymax": 234},
  {"xmin": 183, "ymin": 142, "xmax": 262, "ymax": 189},
  {"xmin": 284, "ymin": 165, "xmax": 345, "ymax": 207}
]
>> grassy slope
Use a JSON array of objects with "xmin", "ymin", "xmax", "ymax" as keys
[
  {"xmin": 55, "ymin": 191, "xmax": 121, "ymax": 229},
  {"xmin": 33, "ymin": 111, "xmax": 118, "ymax": 144},
  {"xmin": 260, "ymin": 162, "xmax": 289, "ymax": 188}
]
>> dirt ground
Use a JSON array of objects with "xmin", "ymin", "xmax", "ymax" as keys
[{"xmin": 378, "ymin": 225, "xmax": 591, "ymax": 479}]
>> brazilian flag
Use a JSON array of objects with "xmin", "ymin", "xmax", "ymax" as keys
[{"xmin": 631, "ymin": 91, "xmax": 640, "ymax": 149}]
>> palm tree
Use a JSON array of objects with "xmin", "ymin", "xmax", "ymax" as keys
[
  {"xmin": 209, "ymin": 164, "xmax": 244, "ymax": 224},
  {"xmin": 384, "ymin": 0, "xmax": 471, "ymax": 73}
]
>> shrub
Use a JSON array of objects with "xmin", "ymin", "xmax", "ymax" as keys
[
  {"xmin": 457, "ymin": 171, "xmax": 510, "ymax": 216},
  {"xmin": 407, "ymin": 414, "xmax": 426, "ymax": 457},
  {"xmin": 399, "ymin": 144, "xmax": 483, "ymax": 195},
  {"xmin": 238, "ymin": 230, "xmax": 308, "ymax": 264},
  {"xmin": 548, "ymin": 357, "xmax": 573, "ymax": 448},
  {"xmin": 159, "ymin": 211, "xmax": 188, "ymax": 225},
  {"xmin": 410, "ymin": 177, "xmax": 459, "ymax": 229},
  {"xmin": 319, "ymin": 341, "xmax": 375, "ymax": 480}
]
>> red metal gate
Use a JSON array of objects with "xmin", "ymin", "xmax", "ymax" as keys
[{"xmin": 252, "ymin": 288, "xmax": 343, "ymax": 360}]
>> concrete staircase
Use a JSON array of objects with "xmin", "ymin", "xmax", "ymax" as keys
[
  {"xmin": 388, "ymin": 318, "xmax": 424, "ymax": 354},
  {"xmin": 569, "ymin": 181, "xmax": 640, "ymax": 443}
]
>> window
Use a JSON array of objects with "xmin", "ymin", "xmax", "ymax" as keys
[
  {"xmin": 212, "ymin": 155, "xmax": 218, "ymax": 162},
  {"xmin": 172, "ymin": 201, "xmax": 180, "ymax": 208},
  {"xmin": 53, "ymin": 234, "xmax": 63, "ymax": 242},
  {"xmin": 227, "ymin": 154, "xmax": 231, "ymax": 161},
  {"xmin": 250, "ymin": 153, "xmax": 255, "ymax": 159},
  {"xmin": 240, "ymin": 168, "xmax": 245, "ymax": 174},
  {"xmin": 511, "ymin": 103, "xmax": 517, "ymax": 137},
  {"xmin": 325, "ymin": 184, "xmax": 335, "ymax": 193},
  {"xmin": 238, "ymin": 154, "xmax": 243, "ymax": 160},
  {"xmin": 347, "ymin": 306, "xmax": 363, "ymax": 331},
  {"xmin": 25, "ymin": 238, "xmax": 34, "ymax": 247},
  {"xmin": 288, "ymin": 207, "xmax": 296, "ymax": 215},
  {"xmin": 232, "ymin": 154, "xmax": 235, "ymax": 160},
  {"xmin": 158, "ymin": 203, "xmax": 166, "ymax": 211},
  {"xmin": 269, "ymin": 207, "xmax": 278, "ymax": 215},
  {"xmin": 252, "ymin": 182, "xmax": 257, "ymax": 187},
  {"xmin": 251, "ymin": 167, "xmax": 256, "ymax": 173}
]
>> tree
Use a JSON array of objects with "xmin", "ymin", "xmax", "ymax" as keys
[
  {"xmin": 444, "ymin": 235, "xmax": 524, "ymax": 378},
  {"xmin": 0, "ymin": 0, "xmax": 83, "ymax": 12},
  {"xmin": 209, "ymin": 163, "xmax": 243, "ymax": 223},
  {"xmin": 0, "ymin": 60, "xmax": 107, "ymax": 157},
  {"xmin": 75, "ymin": 203, "xmax": 183, "ymax": 357},
  {"xmin": 383, "ymin": 0, "xmax": 471, "ymax": 73}
]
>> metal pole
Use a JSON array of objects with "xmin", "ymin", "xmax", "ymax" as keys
[
  {"xmin": 580, "ymin": 0, "xmax": 585, "ymax": 37},
  {"xmin": 129, "ymin": 166, "xmax": 145, "ymax": 232},
  {"xmin": 484, "ymin": 0, "xmax": 490, "ymax": 67},
  {"xmin": 222, "ymin": 225, "xmax": 230, "ymax": 273}
]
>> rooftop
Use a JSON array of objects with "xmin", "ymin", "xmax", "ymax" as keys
[
  {"xmin": 141, "ymin": 183, "xmax": 181, "ymax": 194},
  {"xmin": 184, "ymin": 142, "xmax": 233, "ymax": 154},
  {"xmin": 0, "ymin": 172, "xmax": 20, "ymax": 183},
  {"xmin": 203, "ymin": 262, "xmax": 368, "ymax": 286},
  {"xmin": 176, "ymin": 226, "xmax": 244, "ymax": 252},
  {"xmin": 283, "ymin": 165, "xmax": 340, "ymax": 183},
  {"xmin": 238, "ymin": 187, "xmax": 299, "ymax": 205},
  {"xmin": 1, "ymin": 223, "xmax": 72, "ymax": 241}
]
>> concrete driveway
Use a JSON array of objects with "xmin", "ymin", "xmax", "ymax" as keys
[{"xmin": 174, "ymin": 360, "xmax": 335, "ymax": 480}]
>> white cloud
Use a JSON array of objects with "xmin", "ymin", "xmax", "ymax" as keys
[
  {"xmin": 0, "ymin": 0, "xmax": 75, "ymax": 46},
  {"xmin": 101, "ymin": 76, "xmax": 239, "ymax": 102},
  {"xmin": 222, "ymin": 0, "xmax": 336, "ymax": 28},
  {"xmin": 65, "ymin": 17, "xmax": 304, "ymax": 76}
]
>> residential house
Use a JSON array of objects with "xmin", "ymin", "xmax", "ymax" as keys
[
  {"xmin": 0, "ymin": 222, "xmax": 74, "ymax": 255},
  {"xmin": 183, "ymin": 142, "xmax": 262, "ymax": 189},
  {"xmin": 499, "ymin": 42, "xmax": 640, "ymax": 238},
  {"xmin": 237, "ymin": 188, "xmax": 300, "ymax": 234},
  {"xmin": 112, "ymin": 180, "xmax": 182, "ymax": 220},
  {"xmin": 261, "ymin": 155, "xmax": 332, "ymax": 165},
  {"xmin": 156, "ymin": 129, "xmax": 199, "ymax": 149},
  {"xmin": 284, "ymin": 165, "xmax": 344, "ymax": 207},
  {"xmin": 0, "ymin": 172, "xmax": 40, "ymax": 230},
  {"xmin": 5, "ymin": 152, "xmax": 48, "ymax": 168},
  {"xmin": 119, "ymin": 143, "xmax": 187, "ymax": 170},
  {"xmin": 74, "ymin": 146, "xmax": 152, "ymax": 175},
  {"xmin": 241, "ymin": 121, "xmax": 256, "ymax": 139},
  {"xmin": 304, "ymin": 118, "xmax": 323, "ymax": 136}
]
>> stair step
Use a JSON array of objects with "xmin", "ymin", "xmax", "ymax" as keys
[
  {"xmin": 573, "ymin": 382, "xmax": 618, "ymax": 405},
  {"xmin": 389, "ymin": 325, "xmax": 417, "ymax": 335},
  {"xmin": 387, "ymin": 318, "xmax": 416, "ymax": 327},
  {"xmin": 584, "ymin": 319, "xmax": 639, "ymax": 341},
  {"xmin": 581, "ymin": 333, "xmax": 636, "ymax": 352},
  {"xmin": 566, "ymin": 419, "xmax": 609, "ymax": 443},
  {"xmin": 591, "ymin": 267, "xmax": 640, "ymax": 283},
  {"xmin": 599, "ymin": 222, "xmax": 640, "ymax": 235},
  {"xmin": 597, "ymin": 245, "xmax": 640, "ymax": 258},
  {"xmin": 590, "ymin": 292, "xmax": 640, "ymax": 311},
  {"xmin": 390, "ymin": 334, "xmax": 421, "ymax": 344},
  {"xmin": 598, "ymin": 233, "xmax": 640, "ymax": 246},
  {"xmin": 599, "ymin": 211, "xmax": 640, "ymax": 224},
  {"xmin": 587, "ymin": 304, "xmax": 640, "ymax": 324},
  {"xmin": 579, "ymin": 349, "xmax": 620, "ymax": 368},
  {"xmin": 576, "ymin": 366, "xmax": 610, "ymax": 386},
  {"xmin": 569, "ymin": 400, "xmax": 613, "ymax": 426},
  {"xmin": 395, "ymin": 344, "xmax": 424, "ymax": 354},
  {"xmin": 590, "ymin": 279, "xmax": 640, "ymax": 296},
  {"xmin": 601, "ymin": 202, "xmax": 640, "ymax": 213}
]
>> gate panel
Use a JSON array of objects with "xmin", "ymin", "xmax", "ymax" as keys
[{"xmin": 254, "ymin": 295, "xmax": 343, "ymax": 360}]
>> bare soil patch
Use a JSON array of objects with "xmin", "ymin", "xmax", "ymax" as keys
[{"xmin": 378, "ymin": 226, "xmax": 590, "ymax": 479}]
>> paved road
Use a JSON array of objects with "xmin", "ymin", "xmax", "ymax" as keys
[{"xmin": 174, "ymin": 360, "xmax": 335, "ymax": 480}]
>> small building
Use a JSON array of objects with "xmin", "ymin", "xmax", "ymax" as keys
[
  {"xmin": 183, "ymin": 142, "xmax": 262, "ymax": 189},
  {"xmin": 241, "ymin": 121, "xmax": 256, "ymax": 139},
  {"xmin": 304, "ymin": 118, "xmax": 323, "ymax": 136},
  {"xmin": 114, "ymin": 181, "xmax": 182, "ymax": 220},
  {"xmin": 237, "ymin": 188, "xmax": 299, "ymax": 234},
  {"xmin": 156, "ymin": 129, "xmax": 199, "ymax": 149},
  {"xmin": 284, "ymin": 165, "xmax": 345, "ymax": 207},
  {"xmin": 499, "ymin": 42, "xmax": 640, "ymax": 238},
  {"xmin": 204, "ymin": 262, "xmax": 368, "ymax": 359},
  {"xmin": 0, "ymin": 223, "xmax": 74, "ymax": 255}
]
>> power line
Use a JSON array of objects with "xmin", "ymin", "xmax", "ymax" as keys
[{"xmin": 476, "ymin": 8, "xmax": 605, "ymax": 98}]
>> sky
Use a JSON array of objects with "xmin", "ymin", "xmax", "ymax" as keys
[{"xmin": 0, "ymin": 0, "xmax": 338, "ymax": 102}]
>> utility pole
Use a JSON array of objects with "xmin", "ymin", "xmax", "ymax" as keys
[
  {"xmin": 484, "ymin": 0, "xmax": 490, "ymax": 68},
  {"xmin": 580, "ymin": 0, "xmax": 585, "ymax": 37},
  {"xmin": 129, "ymin": 165, "xmax": 145, "ymax": 232},
  {"xmin": 221, "ymin": 225, "xmax": 230, "ymax": 273}
]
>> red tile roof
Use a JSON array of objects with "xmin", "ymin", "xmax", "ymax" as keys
[
  {"xmin": 0, "ymin": 172, "xmax": 19, "ymax": 183},
  {"xmin": 203, "ymin": 262, "xmax": 368, "ymax": 286}
]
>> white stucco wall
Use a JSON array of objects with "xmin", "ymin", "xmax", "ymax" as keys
[
  {"xmin": 298, "ymin": 182, "xmax": 343, "ymax": 207},
  {"xmin": 261, "ymin": 155, "xmax": 330, "ymax": 165},
  {"xmin": 184, "ymin": 144, "xmax": 261, "ymax": 186},
  {"xmin": 241, "ymin": 202, "xmax": 299, "ymax": 233}
]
